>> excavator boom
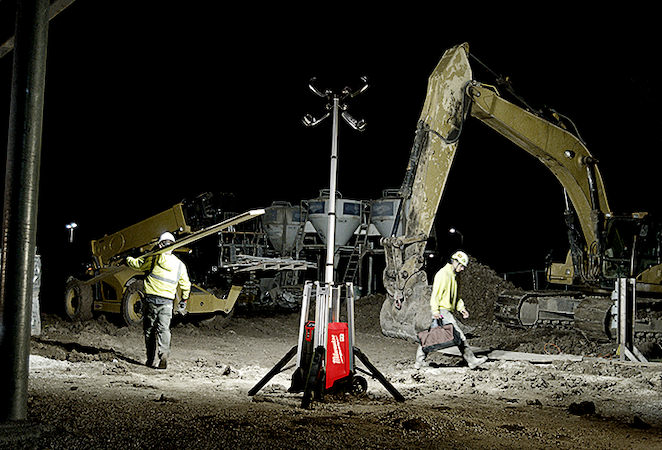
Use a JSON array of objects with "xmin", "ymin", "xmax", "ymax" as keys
[
  {"xmin": 406, "ymin": 42, "xmax": 473, "ymax": 239},
  {"xmin": 380, "ymin": 43, "xmax": 472, "ymax": 340},
  {"xmin": 469, "ymin": 82, "xmax": 611, "ymax": 247},
  {"xmin": 379, "ymin": 42, "xmax": 662, "ymax": 343}
]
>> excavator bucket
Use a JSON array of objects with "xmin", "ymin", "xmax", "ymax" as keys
[{"xmin": 380, "ymin": 43, "xmax": 472, "ymax": 341}]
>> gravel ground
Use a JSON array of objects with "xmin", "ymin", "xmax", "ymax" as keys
[{"xmin": 2, "ymin": 259, "xmax": 662, "ymax": 449}]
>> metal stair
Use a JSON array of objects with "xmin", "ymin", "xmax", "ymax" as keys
[{"xmin": 342, "ymin": 202, "xmax": 371, "ymax": 284}]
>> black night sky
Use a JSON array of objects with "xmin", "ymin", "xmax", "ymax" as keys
[{"xmin": 0, "ymin": 3, "xmax": 659, "ymax": 302}]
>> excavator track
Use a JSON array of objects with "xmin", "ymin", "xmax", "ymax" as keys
[
  {"xmin": 495, "ymin": 290, "xmax": 583, "ymax": 328},
  {"xmin": 573, "ymin": 296, "xmax": 615, "ymax": 341},
  {"xmin": 495, "ymin": 289, "xmax": 662, "ymax": 344}
]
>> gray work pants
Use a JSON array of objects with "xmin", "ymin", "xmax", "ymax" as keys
[{"xmin": 143, "ymin": 299, "xmax": 173, "ymax": 360}]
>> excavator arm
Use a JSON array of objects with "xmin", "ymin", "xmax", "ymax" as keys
[
  {"xmin": 468, "ymin": 82, "xmax": 611, "ymax": 246},
  {"xmin": 380, "ymin": 43, "xmax": 472, "ymax": 340},
  {"xmin": 380, "ymin": 43, "xmax": 619, "ymax": 341},
  {"xmin": 468, "ymin": 81, "xmax": 615, "ymax": 286}
]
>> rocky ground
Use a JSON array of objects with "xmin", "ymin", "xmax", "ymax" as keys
[{"xmin": 2, "ymin": 260, "xmax": 662, "ymax": 449}]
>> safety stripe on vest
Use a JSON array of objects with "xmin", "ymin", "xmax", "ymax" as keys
[{"xmin": 147, "ymin": 259, "xmax": 183, "ymax": 286}]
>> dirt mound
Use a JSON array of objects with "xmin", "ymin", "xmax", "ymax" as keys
[
  {"xmin": 355, "ymin": 256, "xmax": 509, "ymax": 327},
  {"xmin": 458, "ymin": 256, "xmax": 519, "ymax": 325},
  {"xmin": 354, "ymin": 256, "xmax": 516, "ymax": 336}
]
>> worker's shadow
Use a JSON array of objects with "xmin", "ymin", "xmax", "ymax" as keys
[
  {"xmin": 32, "ymin": 337, "xmax": 144, "ymax": 366},
  {"xmin": 426, "ymin": 358, "xmax": 490, "ymax": 370}
]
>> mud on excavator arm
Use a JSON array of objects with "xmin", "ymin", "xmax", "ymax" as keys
[{"xmin": 380, "ymin": 43, "xmax": 473, "ymax": 341}]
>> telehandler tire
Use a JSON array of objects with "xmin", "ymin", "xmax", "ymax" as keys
[
  {"xmin": 122, "ymin": 279, "xmax": 144, "ymax": 327},
  {"xmin": 64, "ymin": 277, "xmax": 93, "ymax": 321}
]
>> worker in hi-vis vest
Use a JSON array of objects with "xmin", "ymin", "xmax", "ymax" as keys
[{"xmin": 127, "ymin": 232, "xmax": 191, "ymax": 369}]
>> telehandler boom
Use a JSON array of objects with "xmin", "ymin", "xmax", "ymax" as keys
[{"xmin": 65, "ymin": 193, "xmax": 314, "ymax": 326}]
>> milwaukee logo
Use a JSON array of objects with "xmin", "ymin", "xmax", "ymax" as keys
[{"xmin": 330, "ymin": 333, "xmax": 345, "ymax": 365}]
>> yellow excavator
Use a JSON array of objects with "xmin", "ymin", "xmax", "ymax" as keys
[{"xmin": 379, "ymin": 43, "xmax": 662, "ymax": 343}]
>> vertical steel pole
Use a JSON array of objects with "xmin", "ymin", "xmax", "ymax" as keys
[
  {"xmin": 295, "ymin": 281, "xmax": 313, "ymax": 368},
  {"xmin": 346, "ymin": 282, "xmax": 355, "ymax": 372},
  {"xmin": 324, "ymin": 97, "xmax": 339, "ymax": 286},
  {"xmin": 617, "ymin": 278, "xmax": 627, "ymax": 361},
  {"xmin": 313, "ymin": 281, "xmax": 324, "ymax": 348},
  {"xmin": 0, "ymin": 0, "xmax": 49, "ymax": 422}
]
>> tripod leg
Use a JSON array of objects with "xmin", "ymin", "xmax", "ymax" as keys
[
  {"xmin": 353, "ymin": 346, "xmax": 405, "ymax": 402},
  {"xmin": 248, "ymin": 345, "xmax": 298, "ymax": 396}
]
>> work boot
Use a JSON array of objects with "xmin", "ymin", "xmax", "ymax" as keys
[
  {"xmin": 414, "ymin": 345, "xmax": 428, "ymax": 370},
  {"xmin": 157, "ymin": 354, "xmax": 168, "ymax": 370},
  {"xmin": 145, "ymin": 348, "xmax": 156, "ymax": 368},
  {"xmin": 460, "ymin": 342, "xmax": 487, "ymax": 369}
]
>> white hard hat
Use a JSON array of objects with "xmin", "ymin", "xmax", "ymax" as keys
[
  {"xmin": 451, "ymin": 251, "xmax": 469, "ymax": 267},
  {"xmin": 158, "ymin": 232, "xmax": 176, "ymax": 244}
]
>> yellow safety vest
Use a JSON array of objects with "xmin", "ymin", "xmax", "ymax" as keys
[{"xmin": 127, "ymin": 253, "xmax": 191, "ymax": 301}]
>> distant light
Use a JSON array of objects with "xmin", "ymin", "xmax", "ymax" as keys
[
  {"xmin": 449, "ymin": 227, "xmax": 462, "ymax": 236},
  {"xmin": 66, "ymin": 222, "xmax": 78, "ymax": 243},
  {"xmin": 449, "ymin": 227, "xmax": 464, "ymax": 246}
]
